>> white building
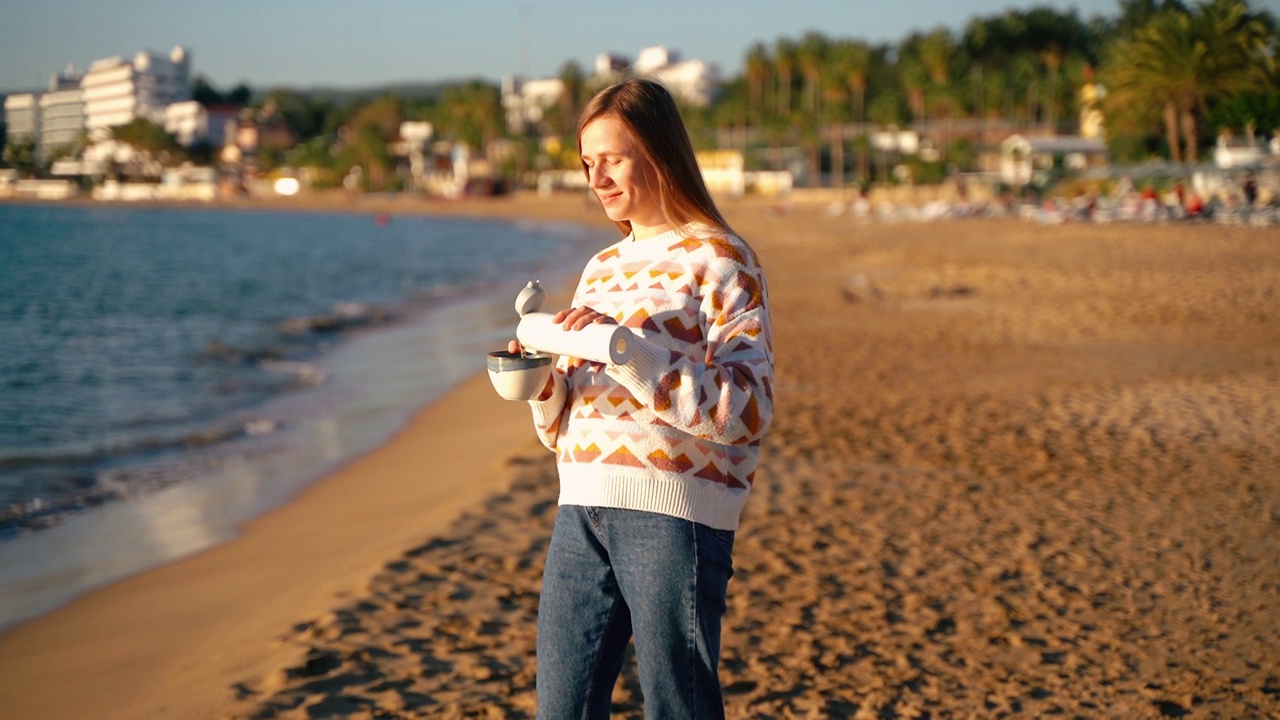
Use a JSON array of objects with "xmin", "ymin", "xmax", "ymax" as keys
[
  {"xmin": 501, "ymin": 76, "xmax": 566, "ymax": 135},
  {"xmin": 81, "ymin": 46, "xmax": 191, "ymax": 139},
  {"xmin": 38, "ymin": 67, "xmax": 85, "ymax": 160},
  {"xmin": 594, "ymin": 53, "xmax": 629, "ymax": 76},
  {"xmin": 164, "ymin": 100, "xmax": 237, "ymax": 147},
  {"xmin": 598, "ymin": 46, "xmax": 720, "ymax": 107},
  {"xmin": 1001, "ymin": 134, "xmax": 1109, "ymax": 185},
  {"xmin": 3, "ymin": 93, "xmax": 40, "ymax": 143}
]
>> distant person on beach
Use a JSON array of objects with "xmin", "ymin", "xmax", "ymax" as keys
[
  {"xmin": 1243, "ymin": 174, "xmax": 1258, "ymax": 207},
  {"xmin": 506, "ymin": 78, "xmax": 774, "ymax": 719}
]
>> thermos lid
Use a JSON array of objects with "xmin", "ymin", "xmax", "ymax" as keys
[{"xmin": 514, "ymin": 280, "xmax": 545, "ymax": 316}]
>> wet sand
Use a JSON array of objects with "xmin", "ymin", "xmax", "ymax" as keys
[{"xmin": 0, "ymin": 193, "xmax": 1277, "ymax": 719}]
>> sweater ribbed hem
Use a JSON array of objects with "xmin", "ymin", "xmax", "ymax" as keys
[{"xmin": 555, "ymin": 463, "xmax": 751, "ymax": 531}]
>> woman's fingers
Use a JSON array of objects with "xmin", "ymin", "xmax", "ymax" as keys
[
  {"xmin": 558, "ymin": 306, "xmax": 615, "ymax": 331},
  {"xmin": 507, "ymin": 339, "xmax": 522, "ymax": 354}
]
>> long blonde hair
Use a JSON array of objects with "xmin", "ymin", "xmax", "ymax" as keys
[{"xmin": 577, "ymin": 78, "xmax": 731, "ymax": 237}]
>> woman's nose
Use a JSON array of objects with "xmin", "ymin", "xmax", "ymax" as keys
[{"xmin": 590, "ymin": 167, "xmax": 611, "ymax": 189}]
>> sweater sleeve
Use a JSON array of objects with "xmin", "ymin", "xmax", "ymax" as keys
[
  {"xmin": 605, "ymin": 252, "xmax": 774, "ymax": 446},
  {"xmin": 526, "ymin": 359, "xmax": 570, "ymax": 450}
]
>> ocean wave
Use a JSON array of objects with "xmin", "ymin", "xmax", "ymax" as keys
[
  {"xmin": 0, "ymin": 417, "xmax": 283, "ymax": 538},
  {"xmin": 277, "ymin": 301, "xmax": 400, "ymax": 336}
]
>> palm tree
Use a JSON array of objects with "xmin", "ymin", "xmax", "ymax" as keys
[
  {"xmin": 774, "ymin": 38, "xmax": 796, "ymax": 122},
  {"xmin": 557, "ymin": 61, "xmax": 586, "ymax": 132},
  {"xmin": 426, "ymin": 81, "xmax": 502, "ymax": 164},
  {"xmin": 796, "ymin": 32, "xmax": 828, "ymax": 118},
  {"xmin": 1103, "ymin": 0, "xmax": 1272, "ymax": 163},
  {"xmin": 827, "ymin": 40, "xmax": 873, "ymax": 183},
  {"xmin": 745, "ymin": 42, "xmax": 771, "ymax": 124}
]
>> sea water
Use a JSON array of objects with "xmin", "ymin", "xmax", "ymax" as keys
[{"xmin": 0, "ymin": 202, "xmax": 606, "ymax": 629}]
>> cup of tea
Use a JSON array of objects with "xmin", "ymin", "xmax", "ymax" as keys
[{"xmin": 486, "ymin": 350, "xmax": 553, "ymax": 401}]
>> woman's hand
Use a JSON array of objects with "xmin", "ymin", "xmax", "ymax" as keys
[
  {"xmin": 507, "ymin": 305, "xmax": 614, "ymax": 366},
  {"xmin": 555, "ymin": 306, "xmax": 617, "ymax": 331}
]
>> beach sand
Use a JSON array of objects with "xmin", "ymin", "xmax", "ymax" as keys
[{"xmin": 0, "ymin": 193, "xmax": 1277, "ymax": 719}]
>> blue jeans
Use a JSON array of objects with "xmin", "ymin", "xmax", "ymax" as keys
[{"xmin": 536, "ymin": 505, "xmax": 736, "ymax": 720}]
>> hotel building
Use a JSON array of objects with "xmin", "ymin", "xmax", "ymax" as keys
[
  {"xmin": 3, "ymin": 94, "xmax": 39, "ymax": 144},
  {"xmin": 502, "ymin": 45, "xmax": 721, "ymax": 135},
  {"xmin": 38, "ymin": 67, "xmax": 86, "ymax": 160},
  {"xmin": 81, "ymin": 46, "xmax": 191, "ymax": 140}
]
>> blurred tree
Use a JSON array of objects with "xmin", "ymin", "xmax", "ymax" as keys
[
  {"xmin": 227, "ymin": 83, "xmax": 252, "ymax": 107},
  {"xmin": 191, "ymin": 76, "xmax": 225, "ymax": 105},
  {"xmin": 1209, "ymin": 89, "xmax": 1280, "ymax": 140},
  {"xmin": 45, "ymin": 143, "xmax": 78, "ymax": 164},
  {"xmin": 259, "ymin": 90, "xmax": 338, "ymax": 141},
  {"xmin": 110, "ymin": 118, "xmax": 182, "ymax": 158},
  {"xmin": 558, "ymin": 60, "xmax": 586, "ymax": 132},
  {"xmin": 774, "ymin": 38, "xmax": 796, "ymax": 121},
  {"xmin": 867, "ymin": 92, "xmax": 905, "ymax": 127},
  {"xmin": 962, "ymin": 8, "xmax": 1096, "ymax": 125},
  {"xmin": 338, "ymin": 96, "xmax": 403, "ymax": 189},
  {"xmin": 826, "ymin": 40, "xmax": 874, "ymax": 182},
  {"xmin": 896, "ymin": 52, "xmax": 929, "ymax": 123},
  {"xmin": 437, "ymin": 81, "xmax": 501, "ymax": 151},
  {"xmin": 2, "ymin": 138, "xmax": 37, "ymax": 176},
  {"xmin": 796, "ymin": 32, "xmax": 828, "ymax": 118},
  {"xmin": 1103, "ymin": 0, "xmax": 1273, "ymax": 162},
  {"xmin": 192, "ymin": 76, "xmax": 252, "ymax": 107},
  {"xmin": 745, "ymin": 42, "xmax": 771, "ymax": 124},
  {"xmin": 1110, "ymin": 0, "xmax": 1190, "ymax": 38}
]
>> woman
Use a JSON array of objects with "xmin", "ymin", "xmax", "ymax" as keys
[{"xmin": 510, "ymin": 78, "xmax": 774, "ymax": 719}]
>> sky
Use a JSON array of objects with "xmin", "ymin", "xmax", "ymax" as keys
[{"xmin": 0, "ymin": 0, "xmax": 1165, "ymax": 94}]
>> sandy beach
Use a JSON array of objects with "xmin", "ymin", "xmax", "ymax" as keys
[{"xmin": 0, "ymin": 192, "xmax": 1277, "ymax": 719}]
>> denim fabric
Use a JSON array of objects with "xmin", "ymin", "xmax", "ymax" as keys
[{"xmin": 536, "ymin": 505, "xmax": 735, "ymax": 720}]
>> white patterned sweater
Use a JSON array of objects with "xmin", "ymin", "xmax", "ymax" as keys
[{"xmin": 527, "ymin": 225, "xmax": 774, "ymax": 531}]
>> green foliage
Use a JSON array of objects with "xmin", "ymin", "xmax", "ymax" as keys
[
  {"xmin": 110, "ymin": 118, "xmax": 183, "ymax": 159},
  {"xmin": 3, "ymin": 137, "xmax": 37, "ymax": 176},
  {"xmin": 147, "ymin": 0, "xmax": 1279, "ymax": 185},
  {"xmin": 435, "ymin": 81, "xmax": 501, "ymax": 149},
  {"xmin": 192, "ymin": 75, "xmax": 252, "ymax": 106},
  {"xmin": 259, "ymin": 90, "xmax": 339, "ymax": 139},
  {"xmin": 1209, "ymin": 89, "xmax": 1280, "ymax": 134},
  {"xmin": 1101, "ymin": 0, "xmax": 1274, "ymax": 162},
  {"xmin": 45, "ymin": 143, "xmax": 78, "ymax": 164}
]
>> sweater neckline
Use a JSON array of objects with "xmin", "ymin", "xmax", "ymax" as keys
[{"xmin": 628, "ymin": 224, "xmax": 707, "ymax": 245}]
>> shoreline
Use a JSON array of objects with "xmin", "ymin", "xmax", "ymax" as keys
[
  {"xmin": 0, "ymin": 192, "xmax": 607, "ymax": 719},
  {"xmin": 0, "ymin": 372, "xmax": 543, "ymax": 719},
  {"xmin": 0, "ymin": 198, "xmax": 1277, "ymax": 718}
]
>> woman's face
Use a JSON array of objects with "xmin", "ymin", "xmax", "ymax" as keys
[{"xmin": 580, "ymin": 115, "xmax": 671, "ymax": 239}]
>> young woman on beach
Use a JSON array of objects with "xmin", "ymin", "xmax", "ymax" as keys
[{"xmin": 507, "ymin": 78, "xmax": 774, "ymax": 718}]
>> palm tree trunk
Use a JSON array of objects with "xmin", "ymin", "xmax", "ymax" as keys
[
  {"xmin": 854, "ymin": 85, "xmax": 867, "ymax": 185},
  {"xmin": 1181, "ymin": 104, "xmax": 1198, "ymax": 165},
  {"xmin": 1164, "ymin": 101, "xmax": 1182, "ymax": 163},
  {"xmin": 831, "ymin": 125, "xmax": 844, "ymax": 191}
]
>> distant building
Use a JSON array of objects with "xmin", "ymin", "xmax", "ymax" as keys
[
  {"xmin": 3, "ymin": 93, "xmax": 39, "ymax": 144},
  {"xmin": 81, "ymin": 46, "xmax": 192, "ymax": 139},
  {"xmin": 164, "ymin": 100, "xmax": 238, "ymax": 147},
  {"xmin": 1213, "ymin": 133, "xmax": 1269, "ymax": 170},
  {"xmin": 596, "ymin": 46, "xmax": 720, "ymax": 107},
  {"xmin": 39, "ymin": 66, "xmax": 85, "ymax": 161},
  {"xmin": 594, "ymin": 53, "xmax": 629, "ymax": 76},
  {"xmin": 1079, "ymin": 80, "xmax": 1106, "ymax": 141},
  {"xmin": 501, "ymin": 76, "xmax": 566, "ymax": 135},
  {"xmin": 1001, "ymin": 134, "xmax": 1109, "ymax": 185}
]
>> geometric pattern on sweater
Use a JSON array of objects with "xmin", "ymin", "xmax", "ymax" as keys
[{"xmin": 530, "ymin": 225, "xmax": 774, "ymax": 511}]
